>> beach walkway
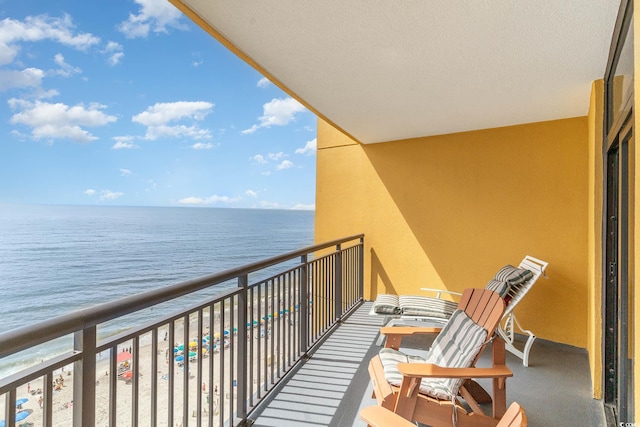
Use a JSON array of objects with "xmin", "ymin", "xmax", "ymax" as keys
[{"xmin": 249, "ymin": 302, "xmax": 605, "ymax": 427}]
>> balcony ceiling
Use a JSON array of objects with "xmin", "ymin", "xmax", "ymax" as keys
[{"xmin": 173, "ymin": 1, "xmax": 620, "ymax": 144}]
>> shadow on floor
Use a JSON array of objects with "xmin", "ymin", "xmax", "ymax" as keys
[{"xmin": 250, "ymin": 302, "xmax": 605, "ymax": 427}]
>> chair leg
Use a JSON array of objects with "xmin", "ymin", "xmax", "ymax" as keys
[{"xmin": 492, "ymin": 337, "xmax": 507, "ymax": 418}]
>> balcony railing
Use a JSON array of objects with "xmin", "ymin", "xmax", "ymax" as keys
[{"xmin": 0, "ymin": 234, "xmax": 364, "ymax": 427}]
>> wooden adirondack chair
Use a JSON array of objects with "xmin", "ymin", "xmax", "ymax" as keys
[
  {"xmin": 360, "ymin": 401, "xmax": 527, "ymax": 427},
  {"xmin": 372, "ymin": 255, "xmax": 548, "ymax": 366},
  {"xmin": 368, "ymin": 288, "xmax": 512, "ymax": 427}
]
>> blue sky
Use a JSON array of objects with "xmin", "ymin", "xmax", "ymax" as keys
[{"xmin": 0, "ymin": 0, "xmax": 317, "ymax": 210}]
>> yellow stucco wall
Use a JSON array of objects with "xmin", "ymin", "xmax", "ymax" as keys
[
  {"xmin": 587, "ymin": 80, "xmax": 604, "ymax": 399},
  {"xmin": 316, "ymin": 117, "xmax": 589, "ymax": 348}
]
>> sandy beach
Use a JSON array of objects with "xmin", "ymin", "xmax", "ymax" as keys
[{"xmin": 2, "ymin": 306, "xmax": 295, "ymax": 427}]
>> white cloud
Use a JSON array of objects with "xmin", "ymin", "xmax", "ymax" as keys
[
  {"xmin": 178, "ymin": 195, "xmax": 241, "ymax": 205},
  {"xmin": 276, "ymin": 160, "xmax": 294, "ymax": 170},
  {"xmin": 291, "ymin": 203, "xmax": 315, "ymax": 211},
  {"xmin": 0, "ymin": 68, "xmax": 44, "ymax": 91},
  {"xmin": 103, "ymin": 41, "xmax": 124, "ymax": 66},
  {"xmin": 295, "ymin": 138, "xmax": 317, "ymax": 156},
  {"xmin": 132, "ymin": 101, "xmax": 214, "ymax": 141},
  {"xmin": 118, "ymin": 0, "xmax": 186, "ymax": 38},
  {"xmin": 120, "ymin": 168, "xmax": 132, "ymax": 176},
  {"xmin": 84, "ymin": 189, "xmax": 96, "ymax": 196},
  {"xmin": 0, "ymin": 14, "xmax": 100, "ymax": 66},
  {"xmin": 241, "ymin": 97, "xmax": 306, "ymax": 134},
  {"xmin": 51, "ymin": 53, "xmax": 81, "ymax": 77},
  {"xmin": 9, "ymin": 99, "xmax": 117, "ymax": 143},
  {"xmin": 191, "ymin": 142, "xmax": 215, "ymax": 150},
  {"xmin": 257, "ymin": 77, "xmax": 270, "ymax": 88},
  {"xmin": 112, "ymin": 136, "xmax": 138, "ymax": 149},
  {"xmin": 260, "ymin": 200, "xmax": 280, "ymax": 209},
  {"xmin": 251, "ymin": 154, "xmax": 268, "ymax": 164},
  {"xmin": 133, "ymin": 101, "xmax": 213, "ymax": 126},
  {"xmin": 268, "ymin": 152, "xmax": 285, "ymax": 161},
  {"xmin": 246, "ymin": 189, "xmax": 257, "ymax": 198},
  {"xmin": 100, "ymin": 190, "xmax": 124, "ymax": 201}
]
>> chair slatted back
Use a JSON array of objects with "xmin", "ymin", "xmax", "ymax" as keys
[{"xmin": 458, "ymin": 288, "xmax": 505, "ymax": 337}]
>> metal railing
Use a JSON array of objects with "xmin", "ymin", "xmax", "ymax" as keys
[{"xmin": 0, "ymin": 234, "xmax": 364, "ymax": 427}]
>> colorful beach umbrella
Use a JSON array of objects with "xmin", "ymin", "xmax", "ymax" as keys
[
  {"xmin": 188, "ymin": 351, "xmax": 197, "ymax": 358},
  {"xmin": 175, "ymin": 355, "xmax": 184, "ymax": 362},
  {"xmin": 15, "ymin": 398, "xmax": 28, "ymax": 407},
  {"xmin": 117, "ymin": 351, "xmax": 132, "ymax": 363}
]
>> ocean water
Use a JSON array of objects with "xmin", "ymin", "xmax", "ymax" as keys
[{"xmin": 0, "ymin": 204, "xmax": 314, "ymax": 376}]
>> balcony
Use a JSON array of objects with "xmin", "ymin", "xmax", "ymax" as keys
[{"xmin": 0, "ymin": 235, "xmax": 602, "ymax": 426}]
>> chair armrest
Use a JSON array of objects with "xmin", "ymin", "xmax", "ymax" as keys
[
  {"xmin": 381, "ymin": 326, "xmax": 443, "ymax": 350},
  {"xmin": 380, "ymin": 326, "xmax": 442, "ymax": 336},
  {"xmin": 397, "ymin": 363, "xmax": 513, "ymax": 379},
  {"xmin": 360, "ymin": 406, "xmax": 415, "ymax": 427}
]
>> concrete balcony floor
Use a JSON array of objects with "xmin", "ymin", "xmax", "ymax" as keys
[{"xmin": 249, "ymin": 302, "xmax": 605, "ymax": 426}]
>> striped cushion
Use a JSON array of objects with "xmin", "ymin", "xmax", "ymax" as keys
[
  {"xmin": 379, "ymin": 310, "xmax": 488, "ymax": 400},
  {"xmin": 373, "ymin": 294, "xmax": 401, "ymax": 314},
  {"xmin": 494, "ymin": 265, "xmax": 533, "ymax": 287},
  {"xmin": 485, "ymin": 279, "xmax": 510, "ymax": 298},
  {"xmin": 399, "ymin": 295, "xmax": 456, "ymax": 319}
]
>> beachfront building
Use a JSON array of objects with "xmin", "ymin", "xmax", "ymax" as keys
[{"xmin": 167, "ymin": 0, "xmax": 637, "ymax": 425}]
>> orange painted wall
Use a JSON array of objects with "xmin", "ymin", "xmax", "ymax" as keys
[{"xmin": 316, "ymin": 117, "xmax": 589, "ymax": 348}]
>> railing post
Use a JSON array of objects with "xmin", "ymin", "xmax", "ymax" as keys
[
  {"xmin": 334, "ymin": 244, "xmax": 343, "ymax": 321},
  {"xmin": 359, "ymin": 236, "xmax": 365, "ymax": 300},
  {"xmin": 237, "ymin": 274, "xmax": 248, "ymax": 424},
  {"xmin": 300, "ymin": 254, "xmax": 309, "ymax": 352},
  {"xmin": 74, "ymin": 326, "xmax": 96, "ymax": 427}
]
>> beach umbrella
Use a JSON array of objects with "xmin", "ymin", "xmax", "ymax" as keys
[
  {"xmin": 205, "ymin": 335, "xmax": 210, "ymax": 341},
  {"xmin": 177, "ymin": 344, "xmax": 184, "ymax": 351},
  {"xmin": 175, "ymin": 355, "xmax": 184, "ymax": 362},
  {"xmin": 188, "ymin": 341, "xmax": 198, "ymax": 348},
  {"xmin": 233, "ymin": 327, "xmax": 238, "ymax": 333},
  {"xmin": 15, "ymin": 398, "xmax": 28, "ymax": 407},
  {"xmin": 120, "ymin": 371, "xmax": 133, "ymax": 380},
  {"xmin": 173, "ymin": 347, "xmax": 179, "ymax": 353},
  {"xmin": 223, "ymin": 330, "xmax": 229, "ymax": 336},
  {"xmin": 117, "ymin": 351, "xmax": 132, "ymax": 363},
  {"xmin": 188, "ymin": 351, "xmax": 197, "ymax": 358},
  {"xmin": 0, "ymin": 410, "xmax": 31, "ymax": 427},
  {"xmin": 253, "ymin": 320, "xmax": 259, "ymax": 326},
  {"xmin": 214, "ymin": 333, "xmax": 220, "ymax": 339}
]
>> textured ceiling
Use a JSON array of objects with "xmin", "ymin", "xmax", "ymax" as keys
[{"xmin": 173, "ymin": 0, "xmax": 620, "ymax": 144}]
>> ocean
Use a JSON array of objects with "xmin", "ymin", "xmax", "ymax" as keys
[{"xmin": 0, "ymin": 204, "xmax": 314, "ymax": 377}]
